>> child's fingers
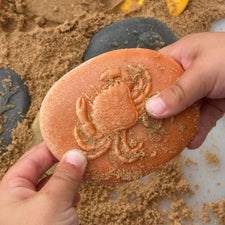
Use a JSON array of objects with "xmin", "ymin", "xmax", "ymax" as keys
[
  {"xmin": 188, "ymin": 98, "xmax": 225, "ymax": 149},
  {"xmin": 40, "ymin": 150, "xmax": 87, "ymax": 208},
  {"xmin": 36, "ymin": 174, "xmax": 52, "ymax": 191},
  {"xmin": 36, "ymin": 174, "xmax": 81, "ymax": 205},
  {"xmin": 18, "ymin": 141, "xmax": 47, "ymax": 161},
  {"xmin": 2, "ymin": 143, "xmax": 57, "ymax": 192},
  {"xmin": 159, "ymin": 34, "xmax": 199, "ymax": 70},
  {"xmin": 145, "ymin": 35, "xmax": 207, "ymax": 118},
  {"xmin": 146, "ymin": 61, "xmax": 210, "ymax": 118}
]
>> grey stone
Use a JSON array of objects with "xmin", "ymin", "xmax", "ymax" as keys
[
  {"xmin": 0, "ymin": 68, "xmax": 30, "ymax": 155},
  {"xmin": 83, "ymin": 17, "xmax": 178, "ymax": 61}
]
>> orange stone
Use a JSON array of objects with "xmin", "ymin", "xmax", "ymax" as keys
[{"xmin": 40, "ymin": 48, "xmax": 199, "ymax": 184}]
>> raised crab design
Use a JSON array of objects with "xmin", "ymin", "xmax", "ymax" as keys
[{"xmin": 74, "ymin": 64, "xmax": 152, "ymax": 163}]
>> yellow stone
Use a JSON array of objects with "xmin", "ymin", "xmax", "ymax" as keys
[
  {"xmin": 31, "ymin": 111, "xmax": 42, "ymax": 147},
  {"xmin": 120, "ymin": 0, "xmax": 145, "ymax": 12},
  {"xmin": 166, "ymin": 0, "xmax": 189, "ymax": 16}
]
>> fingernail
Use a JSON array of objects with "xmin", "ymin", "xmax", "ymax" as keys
[
  {"xmin": 64, "ymin": 150, "xmax": 87, "ymax": 169},
  {"xmin": 146, "ymin": 95, "xmax": 167, "ymax": 115}
]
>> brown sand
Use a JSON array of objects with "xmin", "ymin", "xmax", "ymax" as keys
[
  {"xmin": 209, "ymin": 200, "xmax": 225, "ymax": 224},
  {"xmin": 200, "ymin": 202, "xmax": 211, "ymax": 224},
  {"xmin": 1, "ymin": 0, "xmax": 225, "ymax": 224},
  {"xmin": 76, "ymin": 157, "xmax": 194, "ymax": 225},
  {"xmin": 204, "ymin": 150, "xmax": 220, "ymax": 165}
]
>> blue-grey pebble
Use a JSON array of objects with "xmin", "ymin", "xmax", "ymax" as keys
[
  {"xmin": 83, "ymin": 17, "xmax": 178, "ymax": 61},
  {"xmin": 0, "ymin": 68, "xmax": 30, "ymax": 155}
]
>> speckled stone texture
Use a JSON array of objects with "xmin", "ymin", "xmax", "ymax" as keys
[
  {"xmin": 83, "ymin": 17, "xmax": 178, "ymax": 61},
  {"xmin": 0, "ymin": 68, "xmax": 30, "ymax": 155}
]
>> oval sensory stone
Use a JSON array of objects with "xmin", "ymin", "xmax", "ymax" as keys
[
  {"xmin": 83, "ymin": 17, "xmax": 178, "ymax": 61},
  {"xmin": 40, "ymin": 49, "xmax": 200, "ymax": 184},
  {"xmin": 0, "ymin": 68, "xmax": 30, "ymax": 155}
]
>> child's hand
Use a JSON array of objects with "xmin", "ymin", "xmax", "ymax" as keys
[
  {"xmin": 0, "ymin": 142, "xmax": 87, "ymax": 225},
  {"xmin": 146, "ymin": 32, "xmax": 225, "ymax": 149}
]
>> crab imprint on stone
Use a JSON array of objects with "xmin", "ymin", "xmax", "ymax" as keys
[{"xmin": 74, "ymin": 64, "xmax": 152, "ymax": 163}]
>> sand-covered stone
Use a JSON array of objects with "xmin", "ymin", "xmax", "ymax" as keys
[
  {"xmin": 0, "ymin": 68, "xmax": 30, "ymax": 155},
  {"xmin": 83, "ymin": 17, "xmax": 178, "ymax": 61}
]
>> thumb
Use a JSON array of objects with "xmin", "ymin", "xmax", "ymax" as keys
[
  {"xmin": 145, "ymin": 62, "xmax": 208, "ymax": 118},
  {"xmin": 41, "ymin": 150, "xmax": 87, "ymax": 207}
]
